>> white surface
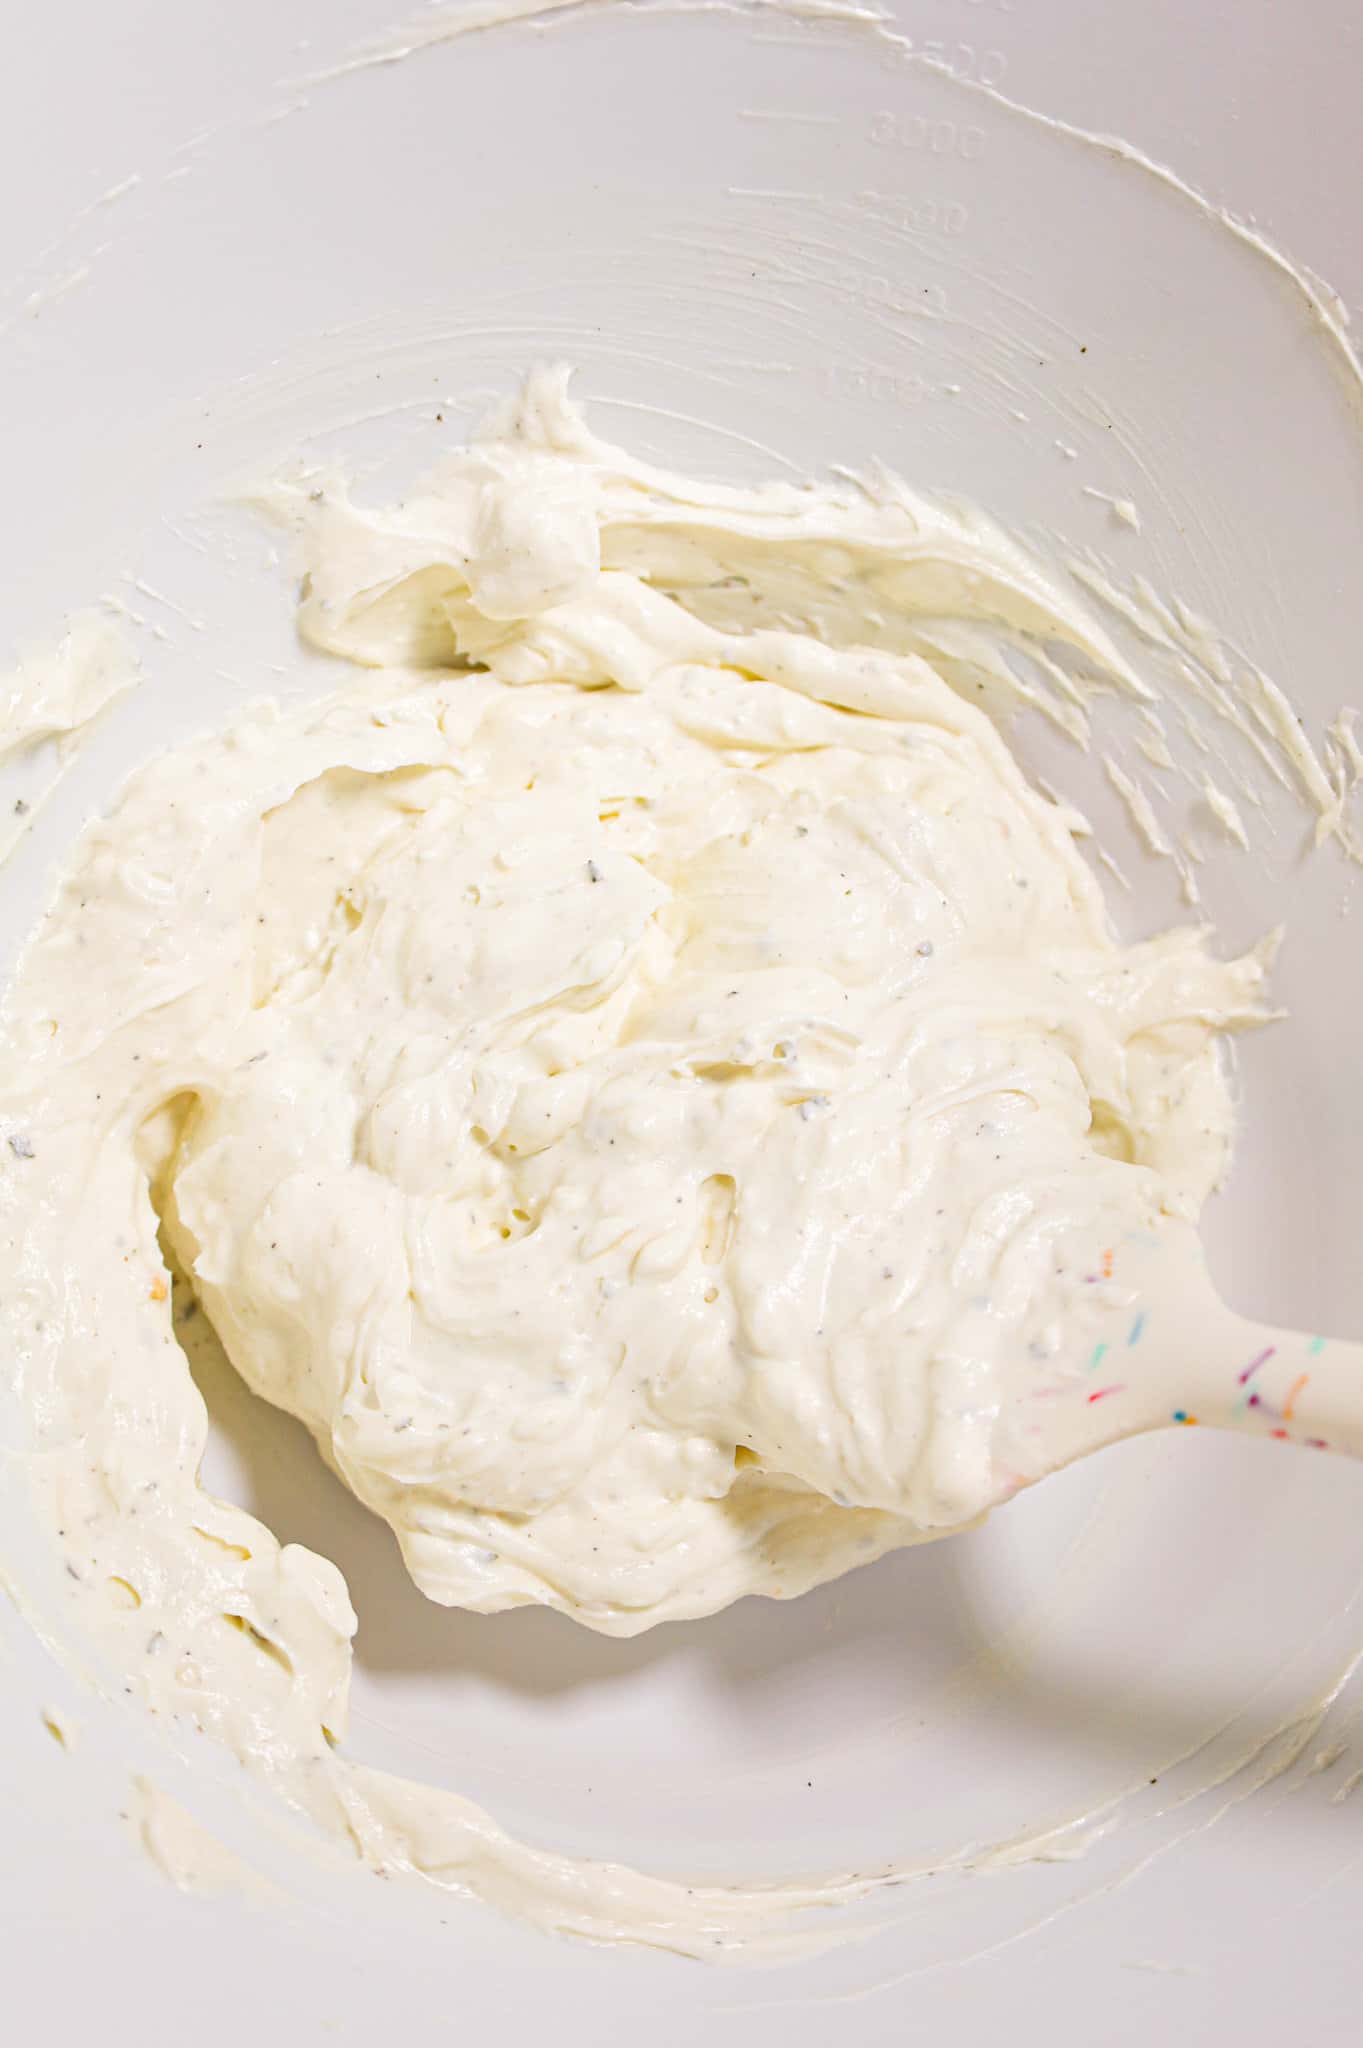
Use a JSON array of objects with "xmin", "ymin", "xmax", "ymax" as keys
[{"xmin": 1, "ymin": 3, "xmax": 1362, "ymax": 2042}]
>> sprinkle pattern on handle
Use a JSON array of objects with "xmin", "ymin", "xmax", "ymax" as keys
[{"xmin": 1014, "ymin": 1224, "xmax": 1363, "ymax": 1490}]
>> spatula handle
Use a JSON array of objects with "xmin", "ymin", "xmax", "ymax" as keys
[
  {"xmin": 1009, "ymin": 1223, "xmax": 1363, "ymax": 1493},
  {"xmin": 1087, "ymin": 1222, "xmax": 1363, "ymax": 1460},
  {"xmin": 1183, "ymin": 1322, "xmax": 1363, "ymax": 1460}
]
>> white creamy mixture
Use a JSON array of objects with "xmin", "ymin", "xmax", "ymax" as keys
[
  {"xmin": 0, "ymin": 374, "xmax": 1268, "ymax": 1944},
  {"xmin": 0, "ymin": 614, "xmax": 136, "ymax": 862}
]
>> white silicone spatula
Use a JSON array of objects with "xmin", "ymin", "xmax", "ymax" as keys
[{"xmin": 994, "ymin": 1220, "xmax": 1363, "ymax": 1505}]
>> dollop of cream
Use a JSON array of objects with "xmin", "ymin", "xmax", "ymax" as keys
[
  {"xmin": 0, "ymin": 371, "xmax": 1267, "ymax": 1943},
  {"xmin": 0, "ymin": 613, "xmax": 136, "ymax": 860}
]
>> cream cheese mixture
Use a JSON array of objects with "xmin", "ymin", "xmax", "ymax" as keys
[{"xmin": 0, "ymin": 372, "xmax": 1269, "ymax": 1945}]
